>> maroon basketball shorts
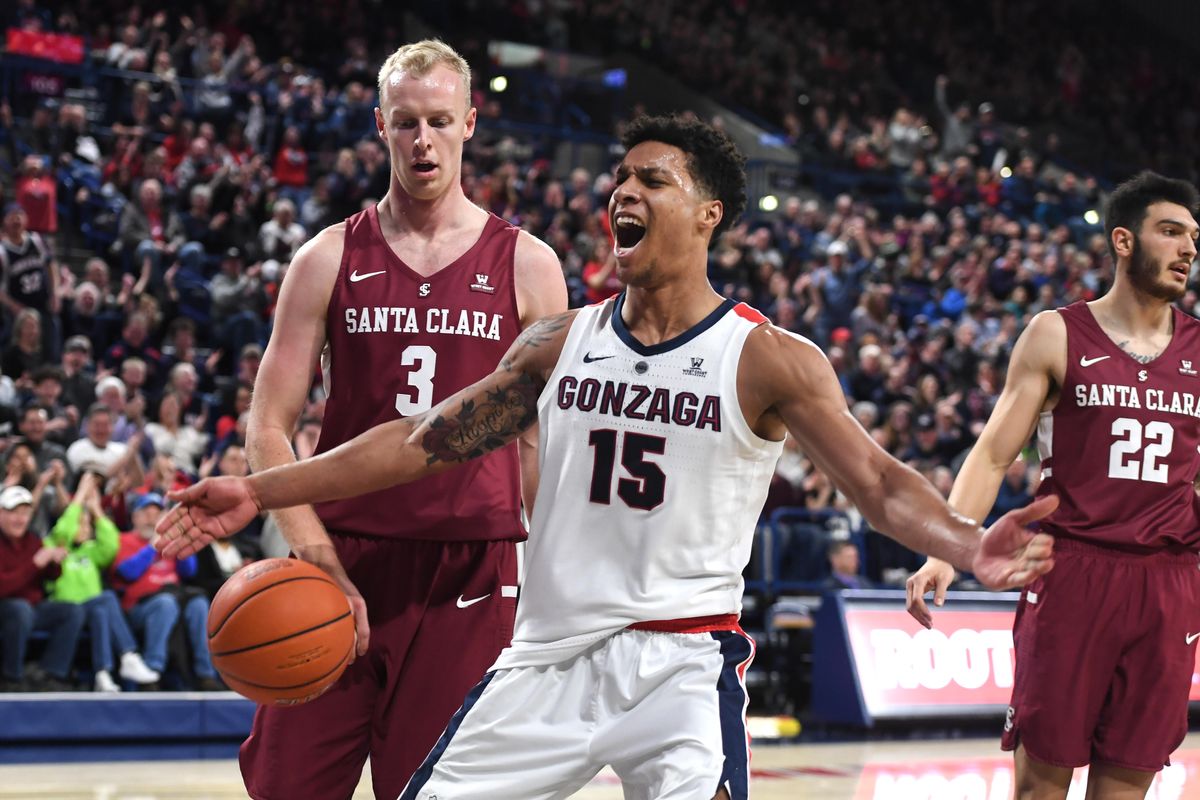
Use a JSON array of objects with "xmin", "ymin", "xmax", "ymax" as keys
[
  {"xmin": 240, "ymin": 534, "xmax": 520, "ymax": 800},
  {"xmin": 1002, "ymin": 537, "xmax": 1200, "ymax": 772}
]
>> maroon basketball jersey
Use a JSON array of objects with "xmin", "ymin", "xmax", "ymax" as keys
[
  {"xmin": 1035, "ymin": 302, "xmax": 1200, "ymax": 551},
  {"xmin": 313, "ymin": 206, "xmax": 524, "ymax": 540}
]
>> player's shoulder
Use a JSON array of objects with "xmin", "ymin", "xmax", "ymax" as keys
[{"xmin": 513, "ymin": 229, "xmax": 564, "ymax": 283}]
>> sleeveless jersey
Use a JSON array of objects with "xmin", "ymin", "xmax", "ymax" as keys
[
  {"xmin": 493, "ymin": 294, "xmax": 785, "ymax": 669},
  {"xmin": 1035, "ymin": 301, "xmax": 1200, "ymax": 552},
  {"xmin": 0, "ymin": 233, "xmax": 51, "ymax": 311},
  {"xmin": 313, "ymin": 206, "xmax": 524, "ymax": 540}
]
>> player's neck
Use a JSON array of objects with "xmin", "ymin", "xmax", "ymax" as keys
[
  {"xmin": 379, "ymin": 184, "xmax": 474, "ymax": 237},
  {"xmin": 1091, "ymin": 283, "xmax": 1174, "ymax": 338},
  {"xmin": 621, "ymin": 279, "xmax": 726, "ymax": 346}
]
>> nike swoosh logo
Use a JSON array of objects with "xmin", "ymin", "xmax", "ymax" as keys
[
  {"xmin": 583, "ymin": 353, "xmax": 614, "ymax": 363},
  {"xmin": 456, "ymin": 593, "xmax": 491, "ymax": 609},
  {"xmin": 1187, "ymin": 633, "xmax": 1200, "ymax": 645},
  {"xmin": 349, "ymin": 269, "xmax": 386, "ymax": 283},
  {"xmin": 1079, "ymin": 355, "xmax": 1111, "ymax": 367}
]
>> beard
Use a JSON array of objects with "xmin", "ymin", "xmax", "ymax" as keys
[{"xmin": 1128, "ymin": 236, "xmax": 1186, "ymax": 302}]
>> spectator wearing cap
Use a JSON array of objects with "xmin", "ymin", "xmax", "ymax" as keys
[
  {"xmin": 111, "ymin": 492, "xmax": 220, "ymax": 690},
  {"xmin": 209, "ymin": 248, "xmax": 266, "ymax": 357},
  {"xmin": 0, "ymin": 484, "xmax": 85, "ymax": 691},
  {"xmin": 66, "ymin": 404, "xmax": 144, "ymax": 489},
  {"xmin": 807, "ymin": 239, "xmax": 873, "ymax": 348},
  {"xmin": 900, "ymin": 412, "xmax": 950, "ymax": 470},
  {"xmin": 0, "ymin": 202, "xmax": 59, "ymax": 359},
  {"xmin": 59, "ymin": 336, "xmax": 96, "ymax": 416}
]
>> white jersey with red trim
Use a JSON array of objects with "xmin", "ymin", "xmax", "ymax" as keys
[{"xmin": 492, "ymin": 294, "xmax": 784, "ymax": 670}]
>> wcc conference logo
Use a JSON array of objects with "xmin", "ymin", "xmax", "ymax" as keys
[
  {"xmin": 683, "ymin": 357, "xmax": 707, "ymax": 378},
  {"xmin": 470, "ymin": 273, "xmax": 495, "ymax": 294}
]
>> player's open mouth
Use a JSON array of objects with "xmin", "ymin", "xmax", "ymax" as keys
[
  {"xmin": 1170, "ymin": 262, "xmax": 1191, "ymax": 278},
  {"xmin": 412, "ymin": 161, "xmax": 437, "ymax": 174},
  {"xmin": 613, "ymin": 214, "xmax": 646, "ymax": 256}
]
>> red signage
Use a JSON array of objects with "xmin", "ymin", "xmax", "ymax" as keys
[
  {"xmin": 6, "ymin": 29, "xmax": 85, "ymax": 65},
  {"xmin": 845, "ymin": 608, "xmax": 1200, "ymax": 714}
]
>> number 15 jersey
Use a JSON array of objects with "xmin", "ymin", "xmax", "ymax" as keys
[
  {"xmin": 1035, "ymin": 301, "xmax": 1200, "ymax": 552},
  {"xmin": 494, "ymin": 294, "xmax": 785, "ymax": 670}
]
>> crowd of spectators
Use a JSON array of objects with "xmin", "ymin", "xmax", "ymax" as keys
[{"xmin": 0, "ymin": 0, "xmax": 1197, "ymax": 689}]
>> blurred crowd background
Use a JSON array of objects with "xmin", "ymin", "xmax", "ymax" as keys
[{"xmin": 0, "ymin": 0, "xmax": 1196, "ymax": 691}]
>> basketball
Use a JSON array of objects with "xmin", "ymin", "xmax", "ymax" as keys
[{"xmin": 207, "ymin": 558, "xmax": 355, "ymax": 706}]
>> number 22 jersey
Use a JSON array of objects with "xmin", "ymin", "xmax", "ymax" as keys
[
  {"xmin": 494, "ymin": 294, "xmax": 785, "ymax": 670},
  {"xmin": 1035, "ymin": 301, "xmax": 1200, "ymax": 552}
]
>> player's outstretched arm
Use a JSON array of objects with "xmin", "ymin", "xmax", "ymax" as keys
[
  {"xmin": 744, "ymin": 325, "xmax": 1055, "ymax": 587},
  {"xmin": 906, "ymin": 311, "xmax": 1063, "ymax": 626},
  {"xmin": 157, "ymin": 311, "xmax": 577, "ymax": 556}
]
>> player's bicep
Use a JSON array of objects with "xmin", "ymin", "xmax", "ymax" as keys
[
  {"xmin": 514, "ymin": 232, "xmax": 568, "ymax": 328},
  {"xmin": 768, "ymin": 332, "xmax": 894, "ymax": 500}
]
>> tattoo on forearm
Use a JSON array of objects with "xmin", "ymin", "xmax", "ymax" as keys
[
  {"xmin": 1115, "ymin": 340, "xmax": 1162, "ymax": 364},
  {"xmin": 421, "ymin": 373, "xmax": 541, "ymax": 465}
]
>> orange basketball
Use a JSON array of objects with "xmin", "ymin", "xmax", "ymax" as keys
[{"xmin": 207, "ymin": 558, "xmax": 355, "ymax": 706}]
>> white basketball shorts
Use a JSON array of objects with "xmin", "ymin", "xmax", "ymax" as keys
[{"xmin": 398, "ymin": 618, "xmax": 755, "ymax": 800}]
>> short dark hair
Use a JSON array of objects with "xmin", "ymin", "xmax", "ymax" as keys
[
  {"xmin": 620, "ymin": 115, "xmax": 747, "ymax": 239},
  {"xmin": 31, "ymin": 366, "xmax": 64, "ymax": 385},
  {"xmin": 827, "ymin": 539, "xmax": 857, "ymax": 558},
  {"xmin": 86, "ymin": 402, "xmax": 112, "ymax": 420},
  {"xmin": 1104, "ymin": 170, "xmax": 1200, "ymax": 261}
]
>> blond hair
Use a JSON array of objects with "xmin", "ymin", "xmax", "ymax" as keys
[{"xmin": 377, "ymin": 39, "xmax": 471, "ymax": 108}]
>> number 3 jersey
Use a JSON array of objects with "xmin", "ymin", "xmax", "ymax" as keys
[
  {"xmin": 494, "ymin": 294, "xmax": 785, "ymax": 670},
  {"xmin": 1035, "ymin": 301, "xmax": 1200, "ymax": 552},
  {"xmin": 313, "ymin": 205, "xmax": 523, "ymax": 541}
]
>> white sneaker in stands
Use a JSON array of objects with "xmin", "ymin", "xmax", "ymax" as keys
[
  {"xmin": 94, "ymin": 669, "xmax": 120, "ymax": 693},
  {"xmin": 119, "ymin": 652, "xmax": 160, "ymax": 684}
]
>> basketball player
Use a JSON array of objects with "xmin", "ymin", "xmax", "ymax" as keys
[
  {"xmin": 906, "ymin": 171, "xmax": 1200, "ymax": 799},
  {"xmin": 159, "ymin": 115, "xmax": 1054, "ymax": 800},
  {"xmin": 237, "ymin": 40, "xmax": 566, "ymax": 800}
]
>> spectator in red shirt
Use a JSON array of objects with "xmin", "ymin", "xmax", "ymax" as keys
[
  {"xmin": 0, "ymin": 485, "xmax": 85, "ymax": 690},
  {"xmin": 272, "ymin": 125, "xmax": 308, "ymax": 189},
  {"xmin": 111, "ymin": 492, "xmax": 219, "ymax": 689},
  {"xmin": 15, "ymin": 155, "xmax": 57, "ymax": 237}
]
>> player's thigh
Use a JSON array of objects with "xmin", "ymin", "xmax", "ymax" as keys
[
  {"xmin": 1003, "ymin": 551, "xmax": 1124, "ymax": 767},
  {"xmin": 1084, "ymin": 763, "xmax": 1155, "ymax": 800},
  {"xmin": 1092, "ymin": 558, "xmax": 1200, "ymax": 771},
  {"xmin": 239, "ymin": 654, "xmax": 382, "ymax": 800},
  {"xmin": 401, "ymin": 661, "xmax": 603, "ymax": 800},
  {"xmin": 608, "ymin": 630, "xmax": 754, "ymax": 800}
]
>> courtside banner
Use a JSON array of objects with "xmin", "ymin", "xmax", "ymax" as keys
[{"xmin": 813, "ymin": 589, "xmax": 1200, "ymax": 725}]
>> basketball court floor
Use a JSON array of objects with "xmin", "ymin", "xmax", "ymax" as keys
[{"xmin": 4, "ymin": 734, "xmax": 1200, "ymax": 799}]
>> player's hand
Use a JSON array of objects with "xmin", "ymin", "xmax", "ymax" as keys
[
  {"xmin": 973, "ymin": 495, "xmax": 1058, "ymax": 590},
  {"xmin": 156, "ymin": 477, "xmax": 262, "ymax": 558},
  {"xmin": 294, "ymin": 543, "xmax": 370, "ymax": 661},
  {"xmin": 905, "ymin": 559, "xmax": 957, "ymax": 629}
]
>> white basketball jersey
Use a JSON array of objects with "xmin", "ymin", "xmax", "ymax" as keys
[{"xmin": 492, "ymin": 294, "xmax": 784, "ymax": 670}]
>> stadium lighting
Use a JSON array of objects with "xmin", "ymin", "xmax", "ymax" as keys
[
  {"xmin": 759, "ymin": 195, "xmax": 779, "ymax": 212},
  {"xmin": 1084, "ymin": 209, "xmax": 1100, "ymax": 225},
  {"xmin": 490, "ymin": 76, "xmax": 508, "ymax": 93},
  {"xmin": 999, "ymin": 166, "xmax": 1012, "ymax": 178}
]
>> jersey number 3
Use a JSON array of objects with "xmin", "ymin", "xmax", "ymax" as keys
[
  {"xmin": 588, "ymin": 430, "xmax": 667, "ymax": 510},
  {"xmin": 395, "ymin": 345, "xmax": 436, "ymax": 415},
  {"xmin": 1108, "ymin": 417, "xmax": 1173, "ymax": 484}
]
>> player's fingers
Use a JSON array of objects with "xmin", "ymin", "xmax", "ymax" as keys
[
  {"xmin": 165, "ymin": 481, "xmax": 207, "ymax": 505},
  {"xmin": 1011, "ymin": 494, "xmax": 1060, "ymax": 525},
  {"xmin": 349, "ymin": 597, "xmax": 370, "ymax": 658},
  {"xmin": 933, "ymin": 574, "xmax": 951, "ymax": 607},
  {"xmin": 155, "ymin": 505, "xmax": 184, "ymax": 537}
]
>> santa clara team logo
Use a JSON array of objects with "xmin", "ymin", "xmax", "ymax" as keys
[
  {"xmin": 1180, "ymin": 360, "xmax": 1197, "ymax": 377},
  {"xmin": 470, "ymin": 273, "xmax": 495, "ymax": 294}
]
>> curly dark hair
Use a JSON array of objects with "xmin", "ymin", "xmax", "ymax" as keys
[
  {"xmin": 1105, "ymin": 170, "xmax": 1200, "ymax": 260},
  {"xmin": 620, "ymin": 115, "xmax": 747, "ymax": 239}
]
